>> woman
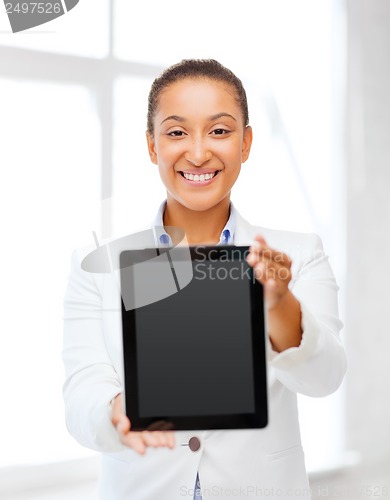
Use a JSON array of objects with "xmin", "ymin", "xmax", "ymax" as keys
[{"xmin": 62, "ymin": 59, "xmax": 347, "ymax": 499}]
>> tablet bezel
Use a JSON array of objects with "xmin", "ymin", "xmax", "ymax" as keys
[{"xmin": 120, "ymin": 245, "xmax": 268, "ymax": 431}]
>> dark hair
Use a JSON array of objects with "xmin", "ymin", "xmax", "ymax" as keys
[{"xmin": 147, "ymin": 59, "xmax": 249, "ymax": 136}]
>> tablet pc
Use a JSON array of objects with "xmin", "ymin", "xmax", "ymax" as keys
[{"xmin": 120, "ymin": 245, "xmax": 268, "ymax": 431}]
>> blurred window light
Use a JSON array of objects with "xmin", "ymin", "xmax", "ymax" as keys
[
  {"xmin": 0, "ymin": 78, "xmax": 101, "ymax": 466},
  {"xmin": 111, "ymin": 75, "xmax": 167, "ymax": 236}
]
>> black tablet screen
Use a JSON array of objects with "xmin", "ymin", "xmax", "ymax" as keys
[{"xmin": 135, "ymin": 258, "xmax": 255, "ymax": 417}]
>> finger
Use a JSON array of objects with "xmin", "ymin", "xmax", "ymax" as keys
[
  {"xmin": 250, "ymin": 238, "xmax": 292, "ymax": 267},
  {"xmin": 146, "ymin": 431, "xmax": 174, "ymax": 448},
  {"xmin": 141, "ymin": 431, "xmax": 160, "ymax": 447},
  {"xmin": 126, "ymin": 433, "xmax": 147, "ymax": 455},
  {"xmin": 133, "ymin": 431, "xmax": 174, "ymax": 451},
  {"xmin": 260, "ymin": 258, "xmax": 292, "ymax": 282},
  {"xmin": 253, "ymin": 260, "xmax": 291, "ymax": 285},
  {"xmin": 254, "ymin": 235, "xmax": 267, "ymax": 246},
  {"xmin": 264, "ymin": 278, "xmax": 289, "ymax": 307},
  {"xmin": 247, "ymin": 249, "xmax": 291, "ymax": 276},
  {"xmin": 256, "ymin": 267, "xmax": 289, "ymax": 307},
  {"xmin": 116, "ymin": 415, "xmax": 131, "ymax": 435},
  {"xmin": 252, "ymin": 246, "xmax": 291, "ymax": 267},
  {"xmin": 246, "ymin": 251, "xmax": 258, "ymax": 267},
  {"xmin": 167, "ymin": 432, "xmax": 176, "ymax": 449},
  {"xmin": 162, "ymin": 431, "xmax": 175, "ymax": 448},
  {"xmin": 253, "ymin": 261, "xmax": 266, "ymax": 283}
]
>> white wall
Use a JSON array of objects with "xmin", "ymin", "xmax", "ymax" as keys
[{"xmin": 346, "ymin": 0, "xmax": 390, "ymax": 465}]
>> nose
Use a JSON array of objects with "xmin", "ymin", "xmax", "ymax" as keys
[{"xmin": 184, "ymin": 139, "xmax": 212, "ymax": 166}]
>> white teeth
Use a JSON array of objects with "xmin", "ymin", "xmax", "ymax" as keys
[{"xmin": 183, "ymin": 171, "xmax": 218, "ymax": 181}]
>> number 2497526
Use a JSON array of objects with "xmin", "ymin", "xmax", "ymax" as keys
[{"xmin": 5, "ymin": 3, "xmax": 62, "ymax": 14}]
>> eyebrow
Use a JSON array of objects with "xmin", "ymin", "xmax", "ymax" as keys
[{"xmin": 160, "ymin": 112, "xmax": 237, "ymax": 125}]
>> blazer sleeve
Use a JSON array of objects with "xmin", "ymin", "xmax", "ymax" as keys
[
  {"xmin": 62, "ymin": 247, "xmax": 126, "ymax": 452},
  {"xmin": 267, "ymin": 233, "xmax": 347, "ymax": 397}
]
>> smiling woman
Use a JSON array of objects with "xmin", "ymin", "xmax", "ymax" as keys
[{"xmin": 62, "ymin": 58, "xmax": 346, "ymax": 500}]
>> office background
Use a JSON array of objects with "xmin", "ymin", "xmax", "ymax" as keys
[{"xmin": 0, "ymin": 0, "xmax": 389, "ymax": 498}]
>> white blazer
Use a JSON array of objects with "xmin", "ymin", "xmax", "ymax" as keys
[{"xmin": 62, "ymin": 206, "xmax": 347, "ymax": 500}]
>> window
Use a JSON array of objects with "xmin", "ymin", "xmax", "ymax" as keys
[{"xmin": 0, "ymin": 79, "xmax": 101, "ymax": 465}]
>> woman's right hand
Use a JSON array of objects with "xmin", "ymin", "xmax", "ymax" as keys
[{"xmin": 111, "ymin": 393, "xmax": 176, "ymax": 455}]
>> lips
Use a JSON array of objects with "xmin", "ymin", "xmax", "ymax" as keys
[{"xmin": 178, "ymin": 170, "xmax": 221, "ymax": 182}]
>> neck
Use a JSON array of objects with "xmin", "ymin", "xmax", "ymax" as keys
[{"xmin": 163, "ymin": 195, "xmax": 231, "ymax": 245}]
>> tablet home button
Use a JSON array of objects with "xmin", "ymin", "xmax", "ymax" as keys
[{"xmin": 189, "ymin": 437, "xmax": 201, "ymax": 452}]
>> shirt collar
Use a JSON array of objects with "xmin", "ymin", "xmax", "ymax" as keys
[{"xmin": 152, "ymin": 199, "xmax": 236, "ymax": 247}]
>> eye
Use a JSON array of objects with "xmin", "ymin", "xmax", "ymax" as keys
[
  {"xmin": 167, "ymin": 130, "xmax": 186, "ymax": 137},
  {"xmin": 211, "ymin": 128, "xmax": 230, "ymax": 135}
]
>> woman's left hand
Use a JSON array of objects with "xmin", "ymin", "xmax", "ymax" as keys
[
  {"xmin": 246, "ymin": 235, "xmax": 303, "ymax": 352},
  {"xmin": 246, "ymin": 235, "xmax": 292, "ymax": 310}
]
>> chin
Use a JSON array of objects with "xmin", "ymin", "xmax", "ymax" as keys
[{"xmin": 177, "ymin": 195, "xmax": 227, "ymax": 213}]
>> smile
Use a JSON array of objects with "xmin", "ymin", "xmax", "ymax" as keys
[{"xmin": 179, "ymin": 170, "xmax": 221, "ymax": 182}]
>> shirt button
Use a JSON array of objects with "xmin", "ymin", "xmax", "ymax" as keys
[{"xmin": 189, "ymin": 436, "xmax": 201, "ymax": 452}]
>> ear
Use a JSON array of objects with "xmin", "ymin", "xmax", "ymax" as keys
[
  {"xmin": 146, "ymin": 131, "xmax": 158, "ymax": 165},
  {"xmin": 241, "ymin": 126, "xmax": 253, "ymax": 163}
]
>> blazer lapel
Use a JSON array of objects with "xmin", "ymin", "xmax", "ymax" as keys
[{"xmin": 234, "ymin": 208, "xmax": 258, "ymax": 245}]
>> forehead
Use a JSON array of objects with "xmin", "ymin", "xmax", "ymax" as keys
[{"xmin": 156, "ymin": 78, "xmax": 240, "ymax": 118}]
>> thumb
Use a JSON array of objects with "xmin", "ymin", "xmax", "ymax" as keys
[{"xmin": 117, "ymin": 414, "xmax": 131, "ymax": 435}]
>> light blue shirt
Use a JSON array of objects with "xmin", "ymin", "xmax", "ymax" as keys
[
  {"xmin": 152, "ymin": 199, "xmax": 236, "ymax": 500},
  {"xmin": 152, "ymin": 199, "xmax": 237, "ymax": 247}
]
